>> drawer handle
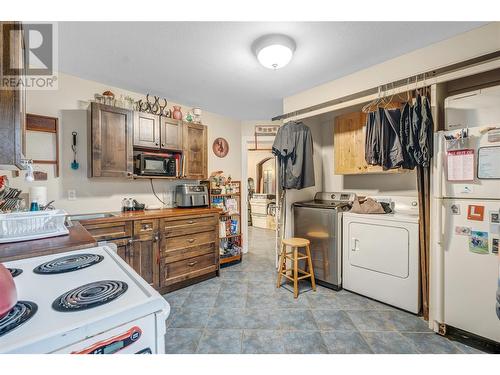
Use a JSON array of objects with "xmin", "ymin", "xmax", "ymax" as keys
[
  {"xmin": 187, "ymin": 220, "xmax": 195, "ymax": 224},
  {"xmin": 142, "ymin": 224, "xmax": 152, "ymax": 230},
  {"xmin": 187, "ymin": 261, "xmax": 198, "ymax": 267},
  {"xmin": 187, "ymin": 238, "xmax": 196, "ymax": 243}
]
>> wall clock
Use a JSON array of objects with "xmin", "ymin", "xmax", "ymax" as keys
[{"xmin": 212, "ymin": 137, "xmax": 229, "ymax": 158}]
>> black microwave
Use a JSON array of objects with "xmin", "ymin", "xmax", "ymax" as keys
[{"xmin": 135, "ymin": 152, "xmax": 177, "ymax": 177}]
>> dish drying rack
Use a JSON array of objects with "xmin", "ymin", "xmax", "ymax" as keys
[
  {"xmin": 0, "ymin": 187, "xmax": 23, "ymax": 212},
  {"xmin": 0, "ymin": 209, "xmax": 68, "ymax": 243}
]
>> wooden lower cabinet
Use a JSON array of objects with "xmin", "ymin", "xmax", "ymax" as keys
[
  {"xmin": 81, "ymin": 212, "xmax": 219, "ymax": 293},
  {"xmin": 159, "ymin": 213, "xmax": 219, "ymax": 293},
  {"xmin": 129, "ymin": 237, "xmax": 158, "ymax": 288}
]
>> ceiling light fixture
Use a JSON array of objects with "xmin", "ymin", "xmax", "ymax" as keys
[{"xmin": 253, "ymin": 34, "xmax": 296, "ymax": 70}]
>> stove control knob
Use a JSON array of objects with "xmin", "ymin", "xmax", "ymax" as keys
[{"xmin": 331, "ymin": 194, "xmax": 336, "ymax": 199}]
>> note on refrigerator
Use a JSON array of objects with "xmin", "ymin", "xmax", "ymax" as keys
[
  {"xmin": 447, "ymin": 149, "xmax": 475, "ymax": 182},
  {"xmin": 478, "ymin": 146, "xmax": 500, "ymax": 179}
]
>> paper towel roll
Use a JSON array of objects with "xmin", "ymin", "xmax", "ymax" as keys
[{"xmin": 29, "ymin": 186, "xmax": 47, "ymax": 206}]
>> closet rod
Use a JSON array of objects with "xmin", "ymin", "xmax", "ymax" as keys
[{"xmin": 272, "ymin": 50, "xmax": 500, "ymax": 121}]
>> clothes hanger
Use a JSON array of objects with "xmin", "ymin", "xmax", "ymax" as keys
[{"xmin": 362, "ymin": 85, "xmax": 382, "ymax": 113}]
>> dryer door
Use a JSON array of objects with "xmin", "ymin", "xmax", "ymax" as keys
[{"xmin": 347, "ymin": 221, "xmax": 409, "ymax": 278}]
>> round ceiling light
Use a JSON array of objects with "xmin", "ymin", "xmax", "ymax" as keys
[{"xmin": 253, "ymin": 34, "xmax": 296, "ymax": 70}]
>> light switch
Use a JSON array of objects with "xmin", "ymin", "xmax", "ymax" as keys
[{"xmin": 68, "ymin": 189, "xmax": 76, "ymax": 200}]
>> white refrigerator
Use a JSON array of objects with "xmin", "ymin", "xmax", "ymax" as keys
[{"xmin": 432, "ymin": 125, "xmax": 500, "ymax": 343}]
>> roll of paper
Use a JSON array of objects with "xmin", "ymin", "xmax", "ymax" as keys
[{"xmin": 29, "ymin": 186, "xmax": 47, "ymax": 206}]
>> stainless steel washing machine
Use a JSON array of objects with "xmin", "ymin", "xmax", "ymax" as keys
[{"xmin": 292, "ymin": 192, "xmax": 355, "ymax": 290}]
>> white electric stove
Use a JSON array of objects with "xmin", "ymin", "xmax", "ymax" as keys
[{"xmin": 0, "ymin": 246, "xmax": 170, "ymax": 354}]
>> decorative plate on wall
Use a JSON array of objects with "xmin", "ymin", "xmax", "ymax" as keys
[{"xmin": 212, "ymin": 137, "xmax": 229, "ymax": 158}]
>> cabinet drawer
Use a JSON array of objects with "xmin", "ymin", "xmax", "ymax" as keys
[
  {"xmin": 164, "ymin": 231, "xmax": 216, "ymax": 251},
  {"xmin": 161, "ymin": 252, "xmax": 217, "ymax": 286},
  {"xmin": 162, "ymin": 216, "xmax": 218, "ymax": 237},
  {"xmin": 161, "ymin": 215, "xmax": 216, "ymax": 227},
  {"xmin": 162, "ymin": 242, "xmax": 216, "ymax": 263},
  {"xmin": 82, "ymin": 221, "xmax": 132, "ymax": 241},
  {"xmin": 134, "ymin": 219, "xmax": 158, "ymax": 236}
]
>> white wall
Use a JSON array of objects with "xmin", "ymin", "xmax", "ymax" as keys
[
  {"xmin": 320, "ymin": 118, "xmax": 417, "ymax": 197},
  {"xmin": 284, "ymin": 23, "xmax": 500, "ymax": 115},
  {"xmin": 3, "ymin": 72, "xmax": 242, "ymax": 214}
]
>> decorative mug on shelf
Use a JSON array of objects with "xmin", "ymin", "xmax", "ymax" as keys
[{"xmin": 172, "ymin": 106, "xmax": 182, "ymax": 120}]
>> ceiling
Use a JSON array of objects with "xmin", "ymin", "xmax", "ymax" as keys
[{"xmin": 58, "ymin": 22, "xmax": 487, "ymax": 120}]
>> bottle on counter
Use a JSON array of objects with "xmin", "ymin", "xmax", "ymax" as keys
[
  {"xmin": 30, "ymin": 199, "xmax": 40, "ymax": 212},
  {"xmin": 121, "ymin": 198, "xmax": 128, "ymax": 212}
]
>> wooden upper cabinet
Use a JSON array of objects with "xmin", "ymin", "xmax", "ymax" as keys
[
  {"xmin": 133, "ymin": 112, "xmax": 160, "ymax": 149},
  {"xmin": 88, "ymin": 102, "xmax": 134, "ymax": 178},
  {"xmin": 0, "ymin": 21, "xmax": 26, "ymax": 169},
  {"xmin": 334, "ymin": 111, "xmax": 396, "ymax": 175},
  {"xmin": 160, "ymin": 117, "xmax": 183, "ymax": 150},
  {"xmin": 182, "ymin": 122, "xmax": 208, "ymax": 180}
]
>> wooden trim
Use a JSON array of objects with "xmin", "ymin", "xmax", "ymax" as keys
[
  {"xmin": 25, "ymin": 113, "xmax": 59, "ymax": 177},
  {"xmin": 26, "ymin": 113, "xmax": 57, "ymax": 132}
]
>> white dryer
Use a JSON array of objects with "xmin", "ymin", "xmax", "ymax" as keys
[{"xmin": 342, "ymin": 197, "xmax": 420, "ymax": 313}]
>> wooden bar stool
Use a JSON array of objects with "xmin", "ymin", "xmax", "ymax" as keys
[{"xmin": 276, "ymin": 237, "xmax": 316, "ymax": 298}]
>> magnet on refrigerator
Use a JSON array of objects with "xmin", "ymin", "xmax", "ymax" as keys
[{"xmin": 469, "ymin": 231, "xmax": 489, "ymax": 254}]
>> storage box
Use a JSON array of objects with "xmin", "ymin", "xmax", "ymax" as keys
[
  {"xmin": 250, "ymin": 200, "xmax": 269, "ymax": 215},
  {"xmin": 251, "ymin": 213, "xmax": 268, "ymax": 229}
]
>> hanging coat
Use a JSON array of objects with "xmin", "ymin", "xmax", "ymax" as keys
[
  {"xmin": 399, "ymin": 102, "xmax": 417, "ymax": 170},
  {"xmin": 272, "ymin": 121, "xmax": 315, "ymax": 190},
  {"xmin": 380, "ymin": 107, "xmax": 406, "ymax": 170},
  {"xmin": 419, "ymin": 96, "xmax": 434, "ymax": 168},
  {"xmin": 365, "ymin": 109, "xmax": 383, "ymax": 166},
  {"xmin": 411, "ymin": 95, "xmax": 424, "ymax": 166}
]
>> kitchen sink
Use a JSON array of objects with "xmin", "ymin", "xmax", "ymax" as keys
[{"xmin": 68, "ymin": 212, "xmax": 117, "ymax": 221}]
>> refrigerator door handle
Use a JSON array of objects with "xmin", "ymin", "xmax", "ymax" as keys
[{"xmin": 435, "ymin": 131, "xmax": 444, "ymax": 199}]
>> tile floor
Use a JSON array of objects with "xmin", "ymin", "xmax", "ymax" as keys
[{"xmin": 163, "ymin": 227, "xmax": 484, "ymax": 354}]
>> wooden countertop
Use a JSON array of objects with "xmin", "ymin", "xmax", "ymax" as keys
[
  {"xmin": 0, "ymin": 222, "xmax": 97, "ymax": 263},
  {"xmin": 77, "ymin": 207, "xmax": 222, "ymax": 225}
]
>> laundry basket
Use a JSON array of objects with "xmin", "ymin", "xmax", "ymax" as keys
[{"xmin": 0, "ymin": 209, "xmax": 69, "ymax": 243}]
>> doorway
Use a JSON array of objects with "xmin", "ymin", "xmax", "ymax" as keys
[{"xmin": 241, "ymin": 137, "xmax": 278, "ymax": 261}]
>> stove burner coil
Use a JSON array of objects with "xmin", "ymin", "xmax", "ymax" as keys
[
  {"xmin": 52, "ymin": 280, "xmax": 128, "ymax": 312},
  {"xmin": 33, "ymin": 254, "xmax": 104, "ymax": 274},
  {"xmin": 0, "ymin": 301, "xmax": 37, "ymax": 337},
  {"xmin": 8, "ymin": 268, "xmax": 23, "ymax": 278}
]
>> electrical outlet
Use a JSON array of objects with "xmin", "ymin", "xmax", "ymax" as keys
[{"xmin": 68, "ymin": 189, "xmax": 77, "ymax": 200}]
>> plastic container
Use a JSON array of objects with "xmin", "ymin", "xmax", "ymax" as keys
[
  {"xmin": 251, "ymin": 213, "xmax": 268, "ymax": 229},
  {"xmin": 0, "ymin": 209, "xmax": 69, "ymax": 243}
]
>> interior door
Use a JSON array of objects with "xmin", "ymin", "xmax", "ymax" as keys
[
  {"xmin": 134, "ymin": 112, "xmax": 160, "ymax": 149},
  {"xmin": 443, "ymin": 198, "xmax": 500, "ymax": 342},
  {"xmin": 347, "ymin": 221, "xmax": 410, "ymax": 278},
  {"xmin": 160, "ymin": 117, "xmax": 182, "ymax": 150}
]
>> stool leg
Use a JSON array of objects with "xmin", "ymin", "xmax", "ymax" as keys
[
  {"xmin": 306, "ymin": 244, "xmax": 316, "ymax": 291},
  {"xmin": 293, "ymin": 246, "xmax": 299, "ymax": 298},
  {"xmin": 276, "ymin": 242, "xmax": 286, "ymax": 288}
]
